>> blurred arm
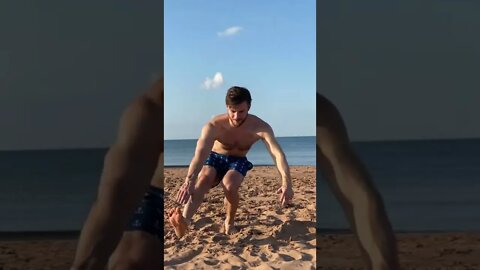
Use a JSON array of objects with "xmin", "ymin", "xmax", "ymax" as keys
[
  {"xmin": 71, "ymin": 97, "xmax": 163, "ymax": 270},
  {"xmin": 316, "ymin": 93, "xmax": 399, "ymax": 270}
]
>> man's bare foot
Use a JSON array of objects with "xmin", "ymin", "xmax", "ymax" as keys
[
  {"xmin": 224, "ymin": 220, "xmax": 239, "ymax": 235},
  {"xmin": 168, "ymin": 208, "xmax": 188, "ymax": 238}
]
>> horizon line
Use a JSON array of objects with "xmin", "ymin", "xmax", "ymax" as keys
[{"xmin": 1, "ymin": 136, "xmax": 479, "ymax": 152}]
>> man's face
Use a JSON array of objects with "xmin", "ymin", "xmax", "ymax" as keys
[{"xmin": 226, "ymin": 101, "xmax": 250, "ymax": 127}]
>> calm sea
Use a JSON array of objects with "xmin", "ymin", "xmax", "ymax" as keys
[
  {"xmin": 317, "ymin": 139, "xmax": 480, "ymax": 232},
  {"xmin": 164, "ymin": 136, "xmax": 316, "ymax": 166},
  {"xmin": 0, "ymin": 138, "xmax": 479, "ymax": 232}
]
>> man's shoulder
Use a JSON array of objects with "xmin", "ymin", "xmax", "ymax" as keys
[
  {"xmin": 122, "ymin": 95, "xmax": 162, "ymax": 122},
  {"xmin": 248, "ymin": 114, "xmax": 270, "ymax": 128},
  {"xmin": 198, "ymin": 114, "xmax": 225, "ymax": 134},
  {"xmin": 115, "ymin": 95, "xmax": 163, "ymax": 144},
  {"xmin": 245, "ymin": 114, "xmax": 262, "ymax": 123},
  {"xmin": 316, "ymin": 93, "xmax": 343, "ymax": 128},
  {"xmin": 316, "ymin": 93, "xmax": 350, "ymax": 147},
  {"xmin": 132, "ymin": 94, "xmax": 162, "ymax": 111},
  {"xmin": 208, "ymin": 114, "xmax": 228, "ymax": 125},
  {"xmin": 246, "ymin": 115, "xmax": 273, "ymax": 138}
]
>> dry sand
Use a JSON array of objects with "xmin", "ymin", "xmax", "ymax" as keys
[
  {"xmin": 1, "ymin": 166, "xmax": 479, "ymax": 269},
  {"xmin": 317, "ymin": 231, "xmax": 480, "ymax": 269},
  {"xmin": 1, "ymin": 231, "xmax": 479, "ymax": 269},
  {"xmin": 164, "ymin": 166, "xmax": 317, "ymax": 270}
]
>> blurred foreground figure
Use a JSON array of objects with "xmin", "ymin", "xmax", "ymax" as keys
[
  {"xmin": 316, "ymin": 93, "xmax": 400, "ymax": 269},
  {"xmin": 71, "ymin": 78, "xmax": 164, "ymax": 270}
]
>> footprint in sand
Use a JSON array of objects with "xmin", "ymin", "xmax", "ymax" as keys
[
  {"xmin": 203, "ymin": 256, "xmax": 220, "ymax": 266},
  {"xmin": 274, "ymin": 220, "xmax": 316, "ymax": 241},
  {"xmin": 164, "ymin": 246, "xmax": 203, "ymax": 266},
  {"xmin": 212, "ymin": 233, "xmax": 229, "ymax": 245},
  {"xmin": 279, "ymin": 249, "xmax": 304, "ymax": 261},
  {"xmin": 195, "ymin": 216, "xmax": 212, "ymax": 224},
  {"xmin": 278, "ymin": 253, "xmax": 295, "ymax": 261},
  {"xmin": 194, "ymin": 217, "xmax": 222, "ymax": 232}
]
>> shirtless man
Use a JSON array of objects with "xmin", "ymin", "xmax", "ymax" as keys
[
  {"xmin": 168, "ymin": 86, "xmax": 295, "ymax": 237},
  {"xmin": 316, "ymin": 93, "xmax": 400, "ymax": 269},
  {"xmin": 71, "ymin": 79, "xmax": 165, "ymax": 270}
]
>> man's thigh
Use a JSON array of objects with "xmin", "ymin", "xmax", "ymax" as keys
[
  {"xmin": 108, "ymin": 231, "xmax": 162, "ymax": 269},
  {"xmin": 221, "ymin": 170, "xmax": 245, "ymax": 191},
  {"xmin": 199, "ymin": 165, "xmax": 221, "ymax": 188}
]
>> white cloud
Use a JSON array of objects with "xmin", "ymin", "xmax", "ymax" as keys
[
  {"xmin": 202, "ymin": 72, "xmax": 224, "ymax": 90},
  {"xmin": 217, "ymin": 26, "xmax": 243, "ymax": 37}
]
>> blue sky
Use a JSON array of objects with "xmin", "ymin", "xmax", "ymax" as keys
[{"xmin": 164, "ymin": 0, "xmax": 316, "ymax": 140}]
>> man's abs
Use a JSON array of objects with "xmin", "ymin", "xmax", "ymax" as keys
[{"xmin": 211, "ymin": 140, "xmax": 253, "ymax": 157}]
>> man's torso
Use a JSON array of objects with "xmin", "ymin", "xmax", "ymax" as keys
[{"xmin": 211, "ymin": 114, "xmax": 265, "ymax": 157}]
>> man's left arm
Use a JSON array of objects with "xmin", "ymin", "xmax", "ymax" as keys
[{"xmin": 260, "ymin": 125, "xmax": 294, "ymax": 206}]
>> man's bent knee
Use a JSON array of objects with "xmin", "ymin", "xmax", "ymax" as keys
[
  {"xmin": 222, "ymin": 170, "xmax": 244, "ymax": 192},
  {"xmin": 223, "ymin": 183, "xmax": 240, "ymax": 197},
  {"xmin": 196, "ymin": 171, "xmax": 217, "ymax": 189},
  {"xmin": 223, "ymin": 177, "xmax": 242, "ymax": 193}
]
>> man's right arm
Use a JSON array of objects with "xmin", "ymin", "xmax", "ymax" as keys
[
  {"xmin": 187, "ymin": 122, "xmax": 217, "ymax": 179},
  {"xmin": 316, "ymin": 93, "xmax": 399, "ymax": 269},
  {"xmin": 176, "ymin": 122, "xmax": 216, "ymax": 204}
]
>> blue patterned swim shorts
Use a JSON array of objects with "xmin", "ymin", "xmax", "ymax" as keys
[
  {"xmin": 126, "ymin": 185, "xmax": 164, "ymax": 239},
  {"xmin": 204, "ymin": 151, "xmax": 254, "ymax": 186}
]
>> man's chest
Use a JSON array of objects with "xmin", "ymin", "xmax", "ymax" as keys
[{"xmin": 217, "ymin": 129, "xmax": 259, "ymax": 149}]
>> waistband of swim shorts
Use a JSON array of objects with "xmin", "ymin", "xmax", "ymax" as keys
[{"xmin": 210, "ymin": 151, "xmax": 247, "ymax": 160}]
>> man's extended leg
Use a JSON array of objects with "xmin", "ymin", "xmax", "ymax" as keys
[
  {"xmin": 221, "ymin": 170, "xmax": 245, "ymax": 234},
  {"xmin": 183, "ymin": 166, "xmax": 218, "ymax": 220},
  {"xmin": 169, "ymin": 166, "xmax": 217, "ymax": 237}
]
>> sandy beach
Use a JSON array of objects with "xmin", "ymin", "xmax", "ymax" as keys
[
  {"xmin": 1, "ymin": 231, "xmax": 479, "ymax": 269},
  {"xmin": 317, "ymin": 231, "xmax": 480, "ymax": 269},
  {"xmin": 1, "ymin": 166, "xmax": 479, "ymax": 269},
  {"xmin": 0, "ymin": 231, "xmax": 79, "ymax": 270},
  {"xmin": 164, "ymin": 166, "xmax": 317, "ymax": 270}
]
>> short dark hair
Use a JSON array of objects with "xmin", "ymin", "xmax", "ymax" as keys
[{"xmin": 225, "ymin": 86, "xmax": 252, "ymax": 106}]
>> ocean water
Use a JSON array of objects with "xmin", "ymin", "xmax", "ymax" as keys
[
  {"xmin": 164, "ymin": 136, "xmax": 316, "ymax": 166},
  {"xmin": 317, "ymin": 139, "xmax": 480, "ymax": 232},
  {"xmin": 0, "ymin": 138, "xmax": 479, "ymax": 232},
  {"xmin": 0, "ymin": 149, "xmax": 106, "ymax": 232}
]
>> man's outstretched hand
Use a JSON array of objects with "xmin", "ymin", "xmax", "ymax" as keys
[
  {"xmin": 176, "ymin": 179, "xmax": 195, "ymax": 204},
  {"xmin": 276, "ymin": 185, "xmax": 294, "ymax": 207}
]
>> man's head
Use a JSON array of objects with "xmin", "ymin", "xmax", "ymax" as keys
[{"xmin": 225, "ymin": 86, "xmax": 252, "ymax": 127}]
